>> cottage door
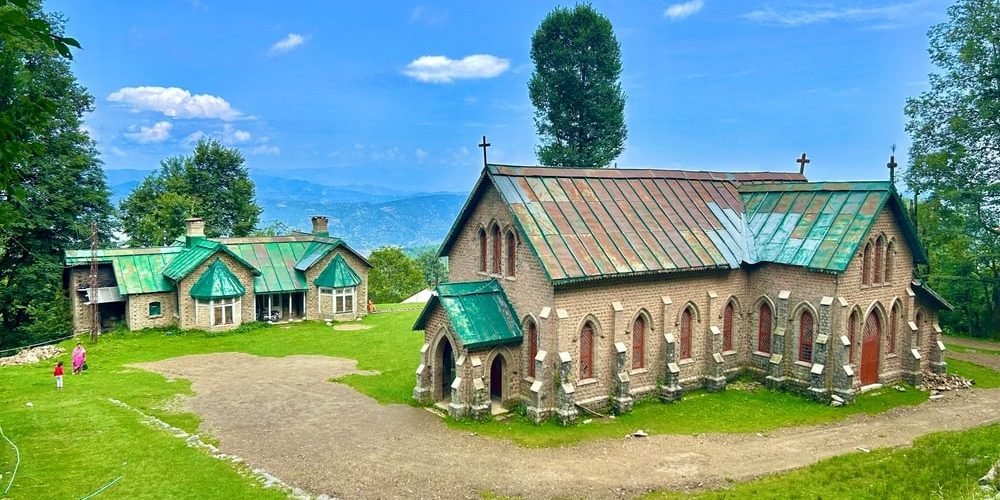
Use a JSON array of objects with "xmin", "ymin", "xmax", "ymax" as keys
[{"xmin": 860, "ymin": 312, "xmax": 881, "ymax": 385}]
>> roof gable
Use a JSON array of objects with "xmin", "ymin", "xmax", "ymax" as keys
[
  {"xmin": 412, "ymin": 279, "xmax": 523, "ymax": 350},
  {"xmin": 189, "ymin": 258, "xmax": 247, "ymax": 299},
  {"xmin": 64, "ymin": 247, "xmax": 183, "ymax": 295},
  {"xmin": 314, "ymin": 254, "xmax": 362, "ymax": 288},
  {"xmin": 162, "ymin": 240, "xmax": 260, "ymax": 281}
]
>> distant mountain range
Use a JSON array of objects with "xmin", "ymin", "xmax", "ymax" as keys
[{"xmin": 105, "ymin": 168, "xmax": 468, "ymax": 253}]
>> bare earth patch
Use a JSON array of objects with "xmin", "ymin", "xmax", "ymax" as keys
[
  {"xmin": 136, "ymin": 353, "xmax": 1000, "ymax": 499},
  {"xmin": 332, "ymin": 323, "xmax": 371, "ymax": 331}
]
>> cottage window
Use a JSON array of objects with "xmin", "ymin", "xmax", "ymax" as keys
[
  {"xmin": 319, "ymin": 286, "xmax": 355, "ymax": 314},
  {"xmin": 862, "ymin": 242, "xmax": 872, "ymax": 285},
  {"xmin": 799, "ymin": 310, "xmax": 814, "ymax": 363},
  {"xmin": 632, "ymin": 315, "xmax": 646, "ymax": 369},
  {"xmin": 478, "ymin": 228, "xmax": 487, "ymax": 273},
  {"xmin": 885, "ymin": 241, "xmax": 894, "ymax": 283},
  {"xmin": 874, "ymin": 236, "xmax": 884, "ymax": 284},
  {"xmin": 491, "ymin": 224, "xmax": 502, "ymax": 274},
  {"xmin": 197, "ymin": 298, "xmax": 239, "ymax": 326},
  {"xmin": 722, "ymin": 302, "xmax": 735, "ymax": 352},
  {"xmin": 149, "ymin": 301, "xmax": 161, "ymax": 317},
  {"xmin": 579, "ymin": 322, "xmax": 595, "ymax": 379},
  {"xmin": 680, "ymin": 308, "xmax": 693, "ymax": 360},
  {"xmin": 505, "ymin": 230, "xmax": 516, "ymax": 277},
  {"xmin": 527, "ymin": 320, "xmax": 538, "ymax": 378},
  {"xmin": 889, "ymin": 303, "xmax": 899, "ymax": 354},
  {"xmin": 758, "ymin": 302, "xmax": 773, "ymax": 354}
]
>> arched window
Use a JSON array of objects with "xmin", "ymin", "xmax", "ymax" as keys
[
  {"xmin": 579, "ymin": 322, "xmax": 594, "ymax": 379},
  {"xmin": 848, "ymin": 310, "xmax": 859, "ymax": 363},
  {"xmin": 915, "ymin": 311, "xmax": 924, "ymax": 348},
  {"xmin": 632, "ymin": 315, "xmax": 646, "ymax": 369},
  {"xmin": 506, "ymin": 230, "xmax": 516, "ymax": 277},
  {"xmin": 862, "ymin": 242, "xmax": 872, "ymax": 285},
  {"xmin": 758, "ymin": 302, "xmax": 773, "ymax": 354},
  {"xmin": 491, "ymin": 224, "xmax": 502, "ymax": 274},
  {"xmin": 799, "ymin": 310, "xmax": 814, "ymax": 363},
  {"xmin": 874, "ymin": 236, "xmax": 884, "ymax": 284},
  {"xmin": 680, "ymin": 308, "xmax": 693, "ymax": 359},
  {"xmin": 478, "ymin": 228, "xmax": 487, "ymax": 273},
  {"xmin": 723, "ymin": 302, "xmax": 735, "ymax": 352},
  {"xmin": 885, "ymin": 241, "xmax": 894, "ymax": 283},
  {"xmin": 889, "ymin": 303, "xmax": 899, "ymax": 354},
  {"xmin": 527, "ymin": 320, "xmax": 538, "ymax": 378}
]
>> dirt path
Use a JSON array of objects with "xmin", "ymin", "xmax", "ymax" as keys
[
  {"xmin": 944, "ymin": 336, "xmax": 1000, "ymax": 352},
  {"xmin": 135, "ymin": 353, "xmax": 1000, "ymax": 500},
  {"xmin": 944, "ymin": 336, "xmax": 1000, "ymax": 371}
]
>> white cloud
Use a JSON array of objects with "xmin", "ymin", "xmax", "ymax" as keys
[
  {"xmin": 415, "ymin": 148, "xmax": 429, "ymax": 162},
  {"xmin": 110, "ymin": 146, "xmax": 128, "ymax": 157},
  {"xmin": 108, "ymin": 86, "xmax": 242, "ymax": 120},
  {"xmin": 743, "ymin": 2, "xmax": 920, "ymax": 26},
  {"xmin": 250, "ymin": 144, "xmax": 280, "ymax": 156},
  {"xmin": 410, "ymin": 6, "xmax": 447, "ymax": 25},
  {"xmin": 125, "ymin": 121, "xmax": 172, "ymax": 143},
  {"xmin": 268, "ymin": 33, "xmax": 306, "ymax": 56},
  {"xmin": 664, "ymin": 0, "xmax": 705, "ymax": 20},
  {"xmin": 403, "ymin": 54, "xmax": 510, "ymax": 83},
  {"xmin": 221, "ymin": 123, "xmax": 251, "ymax": 144},
  {"xmin": 182, "ymin": 130, "xmax": 207, "ymax": 146}
]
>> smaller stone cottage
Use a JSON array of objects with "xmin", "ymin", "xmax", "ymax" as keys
[{"xmin": 64, "ymin": 216, "xmax": 370, "ymax": 332}]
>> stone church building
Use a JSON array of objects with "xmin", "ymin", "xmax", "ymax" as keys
[
  {"xmin": 413, "ymin": 164, "xmax": 952, "ymax": 423},
  {"xmin": 65, "ymin": 216, "xmax": 370, "ymax": 332}
]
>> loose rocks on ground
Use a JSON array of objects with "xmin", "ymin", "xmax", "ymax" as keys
[
  {"xmin": 0, "ymin": 345, "xmax": 65, "ymax": 367},
  {"xmin": 919, "ymin": 370, "xmax": 974, "ymax": 392}
]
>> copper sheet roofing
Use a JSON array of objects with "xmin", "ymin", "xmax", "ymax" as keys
[
  {"xmin": 64, "ymin": 247, "xmax": 183, "ymax": 294},
  {"xmin": 440, "ymin": 164, "xmax": 926, "ymax": 285}
]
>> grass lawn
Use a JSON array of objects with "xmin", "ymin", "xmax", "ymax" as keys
[
  {"xmin": 948, "ymin": 358, "xmax": 1000, "ymax": 389},
  {"xmin": 945, "ymin": 342, "xmax": 1000, "ymax": 356},
  {"xmin": 647, "ymin": 422, "xmax": 1000, "ymax": 499}
]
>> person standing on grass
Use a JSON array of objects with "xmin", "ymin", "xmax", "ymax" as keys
[
  {"xmin": 54, "ymin": 361, "xmax": 64, "ymax": 389},
  {"xmin": 72, "ymin": 342, "xmax": 86, "ymax": 375}
]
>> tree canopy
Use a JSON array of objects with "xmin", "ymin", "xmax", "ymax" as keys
[
  {"xmin": 905, "ymin": 0, "xmax": 1000, "ymax": 337},
  {"xmin": 0, "ymin": 1, "xmax": 113, "ymax": 349},
  {"xmin": 528, "ymin": 4, "xmax": 627, "ymax": 168},
  {"xmin": 368, "ymin": 247, "xmax": 425, "ymax": 304},
  {"xmin": 120, "ymin": 139, "xmax": 262, "ymax": 247}
]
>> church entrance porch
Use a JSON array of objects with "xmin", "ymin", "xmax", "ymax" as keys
[
  {"xmin": 433, "ymin": 335, "xmax": 455, "ymax": 403},
  {"xmin": 489, "ymin": 354, "xmax": 507, "ymax": 414}
]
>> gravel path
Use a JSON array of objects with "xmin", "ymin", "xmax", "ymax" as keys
[{"xmin": 135, "ymin": 353, "xmax": 1000, "ymax": 499}]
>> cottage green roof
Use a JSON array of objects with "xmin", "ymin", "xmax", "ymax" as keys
[
  {"xmin": 162, "ymin": 239, "xmax": 261, "ymax": 281},
  {"xmin": 64, "ymin": 247, "xmax": 183, "ymax": 294},
  {"xmin": 412, "ymin": 280, "xmax": 523, "ymax": 350},
  {"xmin": 314, "ymin": 254, "xmax": 362, "ymax": 288},
  {"xmin": 189, "ymin": 258, "xmax": 246, "ymax": 299}
]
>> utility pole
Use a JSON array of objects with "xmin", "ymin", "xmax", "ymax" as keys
[{"xmin": 89, "ymin": 221, "xmax": 99, "ymax": 342}]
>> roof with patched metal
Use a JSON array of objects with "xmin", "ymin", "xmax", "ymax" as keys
[{"xmin": 438, "ymin": 164, "xmax": 927, "ymax": 285}]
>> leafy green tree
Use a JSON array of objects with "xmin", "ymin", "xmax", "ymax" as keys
[
  {"xmin": 904, "ymin": 0, "xmax": 1000, "ymax": 336},
  {"xmin": 120, "ymin": 139, "xmax": 262, "ymax": 246},
  {"xmin": 529, "ymin": 3, "xmax": 627, "ymax": 168},
  {"xmin": 414, "ymin": 247, "xmax": 448, "ymax": 288},
  {"xmin": 368, "ymin": 247, "xmax": 424, "ymax": 303},
  {"xmin": 0, "ymin": 1, "xmax": 113, "ymax": 349}
]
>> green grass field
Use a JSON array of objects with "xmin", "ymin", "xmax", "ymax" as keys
[
  {"xmin": 948, "ymin": 358, "xmax": 1000, "ymax": 389},
  {"xmin": 945, "ymin": 342, "xmax": 1000, "ymax": 356},
  {"xmin": 1, "ymin": 307, "xmax": 998, "ymax": 498}
]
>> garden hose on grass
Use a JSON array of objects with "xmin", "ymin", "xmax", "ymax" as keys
[
  {"xmin": 0, "ymin": 422, "xmax": 19, "ymax": 497},
  {"xmin": 79, "ymin": 476, "xmax": 122, "ymax": 500}
]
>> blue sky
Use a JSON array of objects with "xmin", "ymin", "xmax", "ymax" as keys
[{"xmin": 51, "ymin": 0, "xmax": 950, "ymax": 192}]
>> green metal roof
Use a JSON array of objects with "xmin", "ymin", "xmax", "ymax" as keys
[
  {"xmin": 64, "ymin": 247, "xmax": 183, "ymax": 295},
  {"xmin": 412, "ymin": 280, "xmax": 523, "ymax": 350},
  {"xmin": 314, "ymin": 254, "xmax": 362, "ymax": 288},
  {"xmin": 189, "ymin": 258, "xmax": 246, "ymax": 299},
  {"xmin": 740, "ymin": 182, "xmax": 926, "ymax": 272},
  {"xmin": 162, "ymin": 239, "xmax": 260, "ymax": 281}
]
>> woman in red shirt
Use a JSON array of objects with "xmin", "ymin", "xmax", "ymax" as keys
[{"xmin": 54, "ymin": 361, "xmax": 64, "ymax": 389}]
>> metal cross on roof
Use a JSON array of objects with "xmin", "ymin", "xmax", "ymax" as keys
[
  {"xmin": 887, "ymin": 145, "xmax": 898, "ymax": 185},
  {"xmin": 479, "ymin": 135, "xmax": 491, "ymax": 168},
  {"xmin": 796, "ymin": 153, "xmax": 810, "ymax": 174}
]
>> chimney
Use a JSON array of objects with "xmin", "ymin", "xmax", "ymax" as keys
[
  {"xmin": 311, "ymin": 215, "xmax": 329, "ymax": 236},
  {"xmin": 185, "ymin": 217, "xmax": 205, "ymax": 245}
]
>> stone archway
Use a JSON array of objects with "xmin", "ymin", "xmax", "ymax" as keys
[
  {"xmin": 489, "ymin": 354, "xmax": 506, "ymax": 403},
  {"xmin": 434, "ymin": 336, "xmax": 455, "ymax": 402}
]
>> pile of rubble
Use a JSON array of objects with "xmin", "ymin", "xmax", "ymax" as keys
[
  {"xmin": 918, "ymin": 370, "xmax": 974, "ymax": 392},
  {"xmin": 0, "ymin": 345, "xmax": 65, "ymax": 367}
]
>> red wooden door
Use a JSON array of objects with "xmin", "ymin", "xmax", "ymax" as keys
[{"xmin": 861, "ymin": 312, "xmax": 881, "ymax": 385}]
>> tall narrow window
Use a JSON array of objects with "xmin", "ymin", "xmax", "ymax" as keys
[
  {"xmin": 491, "ymin": 224, "xmax": 501, "ymax": 274},
  {"xmin": 874, "ymin": 236, "xmax": 884, "ymax": 284},
  {"xmin": 680, "ymin": 308, "xmax": 693, "ymax": 359},
  {"xmin": 889, "ymin": 303, "xmax": 899, "ymax": 354},
  {"xmin": 799, "ymin": 310, "xmax": 814, "ymax": 363},
  {"xmin": 848, "ymin": 310, "xmax": 858, "ymax": 363},
  {"xmin": 527, "ymin": 320, "xmax": 538, "ymax": 378},
  {"xmin": 632, "ymin": 315, "xmax": 646, "ymax": 369},
  {"xmin": 862, "ymin": 242, "xmax": 872, "ymax": 285},
  {"xmin": 723, "ymin": 302, "xmax": 735, "ymax": 352},
  {"xmin": 579, "ymin": 322, "xmax": 594, "ymax": 379},
  {"xmin": 915, "ymin": 311, "xmax": 923, "ymax": 349},
  {"xmin": 478, "ymin": 228, "xmax": 487, "ymax": 273},
  {"xmin": 885, "ymin": 241, "xmax": 894, "ymax": 283},
  {"xmin": 506, "ymin": 230, "xmax": 516, "ymax": 277},
  {"xmin": 758, "ymin": 302, "xmax": 773, "ymax": 354}
]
